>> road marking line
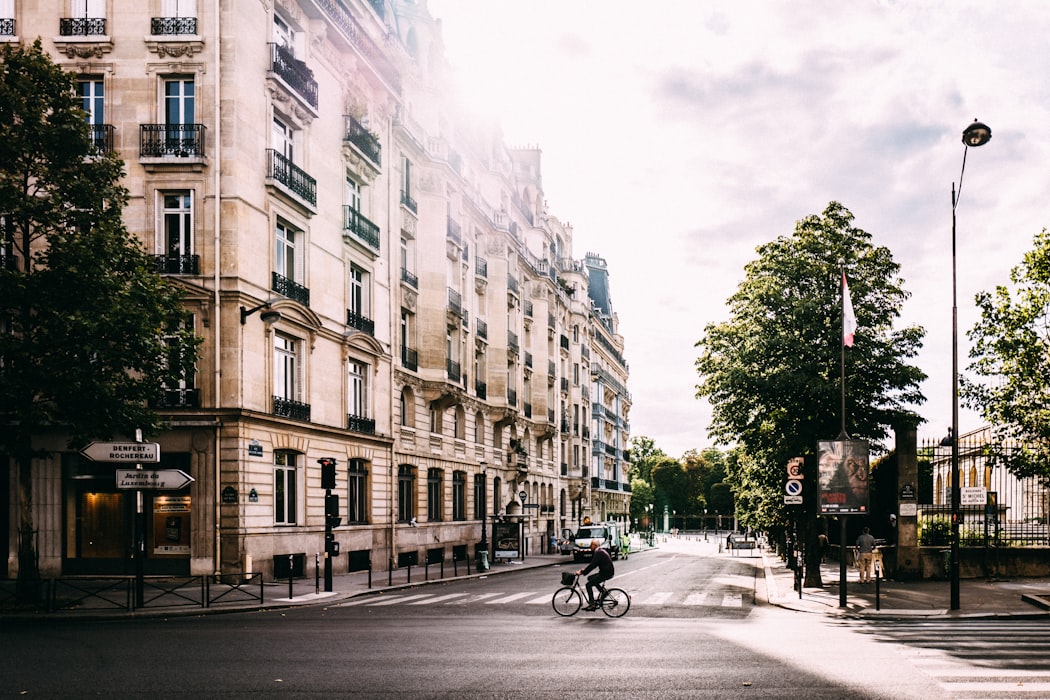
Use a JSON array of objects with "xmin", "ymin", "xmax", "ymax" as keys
[
  {"xmin": 683, "ymin": 592, "xmax": 710, "ymax": 606},
  {"xmin": 368, "ymin": 594, "xmax": 434, "ymax": 606},
  {"xmin": 407, "ymin": 593, "xmax": 469, "ymax": 605},
  {"xmin": 722, "ymin": 593, "xmax": 743, "ymax": 607},
  {"xmin": 636, "ymin": 591, "xmax": 673, "ymax": 605},
  {"xmin": 526, "ymin": 594, "xmax": 554, "ymax": 604},
  {"xmin": 485, "ymin": 592, "xmax": 535, "ymax": 604}
]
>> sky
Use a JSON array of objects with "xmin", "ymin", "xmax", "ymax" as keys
[{"xmin": 427, "ymin": 0, "xmax": 1050, "ymax": 460}]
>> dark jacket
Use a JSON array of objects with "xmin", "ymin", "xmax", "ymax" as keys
[{"xmin": 582, "ymin": 547, "xmax": 614, "ymax": 577}]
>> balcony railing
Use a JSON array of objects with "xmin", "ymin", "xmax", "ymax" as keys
[
  {"xmin": 0, "ymin": 18, "xmax": 14, "ymax": 36},
  {"xmin": 447, "ymin": 288, "xmax": 463, "ymax": 318},
  {"xmin": 400, "ymin": 189, "xmax": 417, "ymax": 214},
  {"xmin": 347, "ymin": 414, "xmax": 376, "ymax": 434},
  {"xmin": 475, "ymin": 257, "xmax": 487, "ymax": 279},
  {"xmin": 89, "ymin": 124, "xmax": 115, "ymax": 154},
  {"xmin": 267, "ymin": 149, "xmax": 316, "ymax": 206},
  {"xmin": 475, "ymin": 381, "xmax": 487, "ymax": 400},
  {"xmin": 402, "ymin": 346, "xmax": 418, "ymax": 371},
  {"xmin": 153, "ymin": 254, "xmax": 200, "ymax": 275},
  {"xmin": 269, "ymin": 43, "xmax": 318, "ymax": 109},
  {"xmin": 60, "ymin": 17, "xmax": 106, "ymax": 36},
  {"xmin": 151, "ymin": 16, "xmax": 198, "ymax": 35},
  {"xmin": 140, "ymin": 124, "xmax": 206, "ymax": 158},
  {"xmin": 344, "ymin": 114, "xmax": 381, "ymax": 165},
  {"xmin": 343, "ymin": 206, "xmax": 380, "ymax": 253},
  {"xmin": 347, "ymin": 309, "xmax": 375, "ymax": 336},
  {"xmin": 447, "ymin": 359, "xmax": 461, "ymax": 383},
  {"xmin": 273, "ymin": 396, "xmax": 311, "ymax": 421},
  {"xmin": 476, "ymin": 318, "xmax": 488, "ymax": 340},
  {"xmin": 400, "ymin": 267, "xmax": 418, "ymax": 289},
  {"xmin": 271, "ymin": 271, "xmax": 310, "ymax": 306},
  {"xmin": 155, "ymin": 388, "xmax": 200, "ymax": 408}
]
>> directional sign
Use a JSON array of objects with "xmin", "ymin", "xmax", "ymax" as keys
[
  {"xmin": 115, "ymin": 469, "xmax": 193, "ymax": 490},
  {"xmin": 961, "ymin": 486, "xmax": 987, "ymax": 506},
  {"xmin": 81, "ymin": 441, "xmax": 160, "ymax": 463}
]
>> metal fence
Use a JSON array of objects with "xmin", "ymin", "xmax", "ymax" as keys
[{"xmin": 920, "ymin": 427, "xmax": 1050, "ymax": 546}]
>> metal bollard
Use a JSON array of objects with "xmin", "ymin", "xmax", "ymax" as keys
[
  {"xmin": 875, "ymin": 561, "xmax": 881, "ymax": 611},
  {"xmin": 315, "ymin": 552, "xmax": 320, "ymax": 595},
  {"xmin": 288, "ymin": 554, "xmax": 294, "ymax": 599}
]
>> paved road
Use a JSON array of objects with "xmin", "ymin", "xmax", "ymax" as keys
[{"xmin": 848, "ymin": 618, "xmax": 1050, "ymax": 699}]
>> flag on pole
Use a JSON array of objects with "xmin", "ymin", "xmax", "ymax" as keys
[{"xmin": 842, "ymin": 272, "xmax": 857, "ymax": 347}]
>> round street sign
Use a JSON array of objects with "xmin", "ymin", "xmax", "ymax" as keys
[{"xmin": 785, "ymin": 480, "xmax": 803, "ymax": 496}]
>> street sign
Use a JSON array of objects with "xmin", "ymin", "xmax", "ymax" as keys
[
  {"xmin": 785, "ymin": 480, "xmax": 803, "ymax": 497},
  {"xmin": 961, "ymin": 486, "xmax": 987, "ymax": 506},
  {"xmin": 81, "ymin": 441, "xmax": 160, "ymax": 463},
  {"xmin": 786, "ymin": 457, "xmax": 804, "ymax": 479},
  {"xmin": 784, "ymin": 495, "xmax": 803, "ymax": 505},
  {"xmin": 115, "ymin": 469, "xmax": 193, "ymax": 490}
]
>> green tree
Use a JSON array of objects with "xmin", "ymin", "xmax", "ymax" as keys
[
  {"xmin": 695, "ymin": 202, "xmax": 925, "ymax": 583},
  {"xmin": 628, "ymin": 435, "xmax": 665, "ymax": 484},
  {"xmin": 0, "ymin": 41, "xmax": 200, "ymax": 586},
  {"xmin": 963, "ymin": 229, "xmax": 1050, "ymax": 479}
]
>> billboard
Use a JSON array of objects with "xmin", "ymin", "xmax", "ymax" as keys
[{"xmin": 818, "ymin": 439, "xmax": 869, "ymax": 514}]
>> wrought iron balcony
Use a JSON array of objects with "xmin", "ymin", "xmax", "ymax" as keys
[
  {"xmin": 269, "ymin": 43, "xmax": 318, "ymax": 109},
  {"xmin": 60, "ymin": 17, "xmax": 106, "ymax": 36},
  {"xmin": 0, "ymin": 18, "xmax": 13, "ymax": 36},
  {"xmin": 267, "ymin": 149, "xmax": 316, "ymax": 206},
  {"xmin": 271, "ymin": 271, "xmax": 310, "ymax": 306},
  {"xmin": 400, "ymin": 267, "xmax": 418, "ymax": 289},
  {"xmin": 347, "ymin": 309, "xmax": 374, "ymax": 335},
  {"xmin": 153, "ymin": 254, "xmax": 200, "ymax": 275},
  {"xmin": 476, "ymin": 257, "xmax": 487, "ymax": 279},
  {"xmin": 447, "ymin": 288, "xmax": 463, "ymax": 318},
  {"xmin": 89, "ymin": 124, "xmax": 115, "ymax": 154},
  {"xmin": 155, "ymin": 388, "xmax": 200, "ymax": 408},
  {"xmin": 447, "ymin": 359, "xmax": 461, "ymax": 383},
  {"xmin": 273, "ymin": 396, "xmax": 311, "ymax": 421},
  {"xmin": 401, "ymin": 346, "xmax": 418, "ymax": 371},
  {"xmin": 476, "ymin": 318, "xmax": 488, "ymax": 340},
  {"xmin": 344, "ymin": 115, "xmax": 381, "ymax": 166},
  {"xmin": 347, "ymin": 414, "xmax": 376, "ymax": 434},
  {"xmin": 151, "ymin": 16, "xmax": 197, "ymax": 35},
  {"xmin": 400, "ymin": 189, "xmax": 417, "ymax": 214},
  {"xmin": 343, "ymin": 205, "xmax": 380, "ymax": 253},
  {"xmin": 140, "ymin": 124, "xmax": 206, "ymax": 158}
]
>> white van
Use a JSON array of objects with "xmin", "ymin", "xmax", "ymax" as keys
[{"xmin": 572, "ymin": 522, "xmax": 621, "ymax": 562}]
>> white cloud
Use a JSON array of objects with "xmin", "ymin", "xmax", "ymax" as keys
[{"xmin": 429, "ymin": 0, "xmax": 1050, "ymax": 458}]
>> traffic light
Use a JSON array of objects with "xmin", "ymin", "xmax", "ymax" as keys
[
  {"xmin": 325, "ymin": 532, "xmax": 340, "ymax": 556},
  {"xmin": 318, "ymin": 457, "xmax": 337, "ymax": 490},
  {"xmin": 325, "ymin": 492, "xmax": 341, "ymax": 528},
  {"xmin": 951, "ymin": 511, "xmax": 963, "ymax": 526}
]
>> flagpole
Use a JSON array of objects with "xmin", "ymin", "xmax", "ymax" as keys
[{"xmin": 839, "ymin": 264, "xmax": 848, "ymax": 440}]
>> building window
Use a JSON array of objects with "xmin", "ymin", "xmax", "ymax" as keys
[
  {"xmin": 158, "ymin": 315, "xmax": 197, "ymax": 407},
  {"xmin": 397, "ymin": 464, "xmax": 416, "ymax": 522},
  {"xmin": 275, "ymin": 333, "xmax": 300, "ymax": 405},
  {"xmin": 400, "ymin": 387, "xmax": 415, "ymax": 428},
  {"xmin": 347, "ymin": 459, "xmax": 368, "ymax": 525},
  {"xmin": 275, "ymin": 220, "xmax": 298, "ymax": 282},
  {"xmin": 473, "ymin": 473, "xmax": 486, "ymax": 520},
  {"xmin": 77, "ymin": 77, "xmax": 108, "ymax": 151},
  {"xmin": 154, "ymin": 0, "xmax": 198, "ymax": 34},
  {"xmin": 427, "ymin": 467, "xmax": 443, "ymax": 522},
  {"xmin": 452, "ymin": 471, "xmax": 466, "ymax": 521},
  {"xmin": 274, "ymin": 451, "xmax": 298, "ymax": 525},
  {"xmin": 164, "ymin": 75, "xmax": 195, "ymax": 128},
  {"xmin": 348, "ymin": 359, "xmax": 368, "ymax": 424}
]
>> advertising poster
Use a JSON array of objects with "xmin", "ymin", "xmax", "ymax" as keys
[
  {"xmin": 493, "ymin": 520, "xmax": 520, "ymax": 559},
  {"xmin": 152, "ymin": 495, "xmax": 191, "ymax": 555},
  {"xmin": 818, "ymin": 439, "xmax": 869, "ymax": 514}
]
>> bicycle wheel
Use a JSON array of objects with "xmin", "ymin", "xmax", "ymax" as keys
[
  {"xmin": 600, "ymin": 588, "xmax": 630, "ymax": 618},
  {"xmin": 552, "ymin": 586, "xmax": 583, "ymax": 616}
]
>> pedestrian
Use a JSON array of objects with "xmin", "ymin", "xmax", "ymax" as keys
[
  {"xmin": 817, "ymin": 532, "xmax": 829, "ymax": 563},
  {"xmin": 856, "ymin": 526, "xmax": 876, "ymax": 583},
  {"xmin": 620, "ymin": 531, "xmax": 630, "ymax": 560},
  {"xmin": 550, "ymin": 533, "xmax": 558, "ymax": 554}
]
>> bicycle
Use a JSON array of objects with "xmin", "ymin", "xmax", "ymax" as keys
[{"xmin": 551, "ymin": 572, "xmax": 630, "ymax": 617}]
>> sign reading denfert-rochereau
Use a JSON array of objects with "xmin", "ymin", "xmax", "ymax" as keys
[
  {"xmin": 81, "ymin": 441, "xmax": 161, "ymax": 463},
  {"xmin": 115, "ymin": 469, "xmax": 193, "ymax": 490}
]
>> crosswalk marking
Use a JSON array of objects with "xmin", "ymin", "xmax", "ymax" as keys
[
  {"xmin": 683, "ymin": 592, "xmax": 710, "ymax": 606},
  {"xmin": 485, "ymin": 592, "xmax": 535, "ymax": 604},
  {"xmin": 407, "ymin": 593, "xmax": 469, "ymax": 605},
  {"xmin": 637, "ymin": 592, "xmax": 673, "ymax": 605},
  {"xmin": 368, "ymin": 593, "xmax": 433, "ymax": 606}
]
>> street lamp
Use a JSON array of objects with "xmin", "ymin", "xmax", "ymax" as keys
[
  {"xmin": 479, "ymin": 461, "xmax": 488, "ymax": 550},
  {"xmin": 950, "ymin": 118, "xmax": 991, "ymax": 611}
]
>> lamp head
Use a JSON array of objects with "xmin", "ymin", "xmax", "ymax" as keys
[
  {"xmin": 259, "ymin": 309, "xmax": 282, "ymax": 324},
  {"xmin": 962, "ymin": 120, "xmax": 991, "ymax": 148}
]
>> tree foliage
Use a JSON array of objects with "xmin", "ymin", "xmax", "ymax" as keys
[
  {"xmin": 0, "ymin": 41, "xmax": 200, "ymax": 581},
  {"xmin": 963, "ymin": 228, "xmax": 1050, "ymax": 478},
  {"xmin": 695, "ymin": 202, "xmax": 926, "ymax": 527}
]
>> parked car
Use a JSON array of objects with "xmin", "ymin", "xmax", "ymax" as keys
[{"xmin": 572, "ymin": 522, "xmax": 621, "ymax": 562}]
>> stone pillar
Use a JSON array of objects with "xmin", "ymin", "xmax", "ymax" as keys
[{"xmin": 895, "ymin": 421, "xmax": 921, "ymax": 579}]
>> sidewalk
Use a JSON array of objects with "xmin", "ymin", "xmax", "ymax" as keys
[{"xmin": 761, "ymin": 549, "xmax": 1050, "ymax": 619}]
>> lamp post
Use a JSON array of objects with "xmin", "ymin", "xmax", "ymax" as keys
[
  {"xmin": 950, "ymin": 118, "xmax": 992, "ymax": 611},
  {"xmin": 479, "ymin": 461, "xmax": 488, "ymax": 550}
]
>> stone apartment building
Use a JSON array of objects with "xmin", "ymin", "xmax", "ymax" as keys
[{"xmin": 2, "ymin": 0, "xmax": 630, "ymax": 581}]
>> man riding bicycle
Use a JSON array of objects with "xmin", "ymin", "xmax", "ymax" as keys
[{"xmin": 575, "ymin": 539, "xmax": 615, "ymax": 611}]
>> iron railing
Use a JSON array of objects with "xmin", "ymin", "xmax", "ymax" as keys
[
  {"xmin": 344, "ymin": 114, "xmax": 381, "ymax": 166},
  {"xmin": 271, "ymin": 271, "xmax": 310, "ymax": 306},
  {"xmin": 60, "ymin": 17, "xmax": 106, "ymax": 36},
  {"xmin": 269, "ymin": 43, "xmax": 318, "ymax": 109},
  {"xmin": 343, "ymin": 205, "xmax": 380, "ymax": 253},
  {"xmin": 140, "ymin": 124, "xmax": 206, "ymax": 158},
  {"xmin": 273, "ymin": 396, "xmax": 311, "ymax": 421},
  {"xmin": 267, "ymin": 149, "xmax": 316, "ymax": 206},
  {"xmin": 151, "ymin": 16, "xmax": 197, "ymax": 34},
  {"xmin": 154, "ymin": 254, "xmax": 199, "ymax": 275}
]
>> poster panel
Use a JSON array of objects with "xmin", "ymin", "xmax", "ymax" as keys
[{"xmin": 818, "ymin": 439, "xmax": 869, "ymax": 514}]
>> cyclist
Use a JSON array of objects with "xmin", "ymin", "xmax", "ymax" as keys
[{"xmin": 575, "ymin": 539, "xmax": 615, "ymax": 610}]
